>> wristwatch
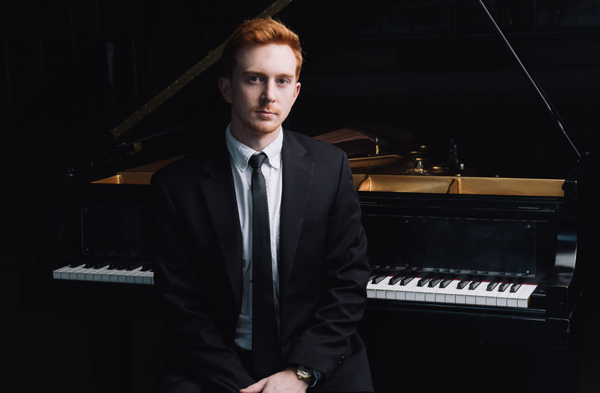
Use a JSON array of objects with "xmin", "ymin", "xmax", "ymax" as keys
[{"xmin": 292, "ymin": 365, "xmax": 315, "ymax": 384}]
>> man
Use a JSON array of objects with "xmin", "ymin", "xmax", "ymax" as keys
[{"xmin": 151, "ymin": 17, "xmax": 372, "ymax": 393}]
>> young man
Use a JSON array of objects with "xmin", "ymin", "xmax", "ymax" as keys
[{"xmin": 151, "ymin": 18, "xmax": 372, "ymax": 393}]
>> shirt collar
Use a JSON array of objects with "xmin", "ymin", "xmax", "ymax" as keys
[{"xmin": 225, "ymin": 124, "xmax": 283, "ymax": 171}]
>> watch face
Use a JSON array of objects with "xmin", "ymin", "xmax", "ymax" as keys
[{"xmin": 295, "ymin": 365, "xmax": 314, "ymax": 380}]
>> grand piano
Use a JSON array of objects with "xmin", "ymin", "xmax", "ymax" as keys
[{"xmin": 18, "ymin": 0, "xmax": 599, "ymax": 392}]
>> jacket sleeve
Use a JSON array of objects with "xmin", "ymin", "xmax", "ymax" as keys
[
  {"xmin": 150, "ymin": 172, "xmax": 255, "ymax": 392},
  {"xmin": 285, "ymin": 151, "xmax": 370, "ymax": 380}
]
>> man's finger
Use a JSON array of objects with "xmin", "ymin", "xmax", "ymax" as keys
[{"xmin": 240, "ymin": 378, "xmax": 267, "ymax": 393}]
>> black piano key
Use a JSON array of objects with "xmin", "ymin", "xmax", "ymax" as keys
[
  {"xmin": 372, "ymin": 276, "xmax": 386, "ymax": 284},
  {"xmin": 109, "ymin": 258, "xmax": 133, "ymax": 270},
  {"xmin": 440, "ymin": 279, "xmax": 453, "ymax": 289},
  {"xmin": 457, "ymin": 279, "xmax": 470, "ymax": 290},
  {"xmin": 429, "ymin": 278, "xmax": 443, "ymax": 288},
  {"xmin": 469, "ymin": 280, "xmax": 482, "ymax": 290},
  {"xmin": 70, "ymin": 260, "xmax": 87, "ymax": 268},
  {"xmin": 93, "ymin": 259, "xmax": 112, "ymax": 269},
  {"xmin": 510, "ymin": 283, "xmax": 522, "ymax": 293},
  {"xmin": 498, "ymin": 282, "xmax": 511, "ymax": 293},
  {"xmin": 487, "ymin": 281, "xmax": 500, "ymax": 291},
  {"xmin": 142, "ymin": 261, "xmax": 153, "ymax": 272},
  {"xmin": 389, "ymin": 273, "xmax": 405, "ymax": 285},
  {"xmin": 400, "ymin": 276, "xmax": 415, "ymax": 286},
  {"xmin": 126, "ymin": 260, "xmax": 144, "ymax": 271},
  {"xmin": 118, "ymin": 259, "xmax": 137, "ymax": 270},
  {"xmin": 83, "ymin": 257, "xmax": 99, "ymax": 268},
  {"xmin": 142, "ymin": 262, "xmax": 154, "ymax": 272}
]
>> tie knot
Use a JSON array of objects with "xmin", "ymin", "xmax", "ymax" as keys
[{"xmin": 249, "ymin": 153, "xmax": 268, "ymax": 170}]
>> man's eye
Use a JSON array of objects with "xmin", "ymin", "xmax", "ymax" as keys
[
  {"xmin": 277, "ymin": 79, "xmax": 289, "ymax": 84},
  {"xmin": 249, "ymin": 76, "xmax": 261, "ymax": 82}
]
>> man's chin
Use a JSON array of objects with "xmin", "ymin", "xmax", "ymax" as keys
[{"xmin": 249, "ymin": 121, "xmax": 281, "ymax": 135}]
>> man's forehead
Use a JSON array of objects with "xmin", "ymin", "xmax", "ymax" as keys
[{"xmin": 234, "ymin": 44, "xmax": 297, "ymax": 74}]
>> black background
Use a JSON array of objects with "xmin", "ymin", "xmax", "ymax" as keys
[{"xmin": 3, "ymin": 1, "xmax": 600, "ymax": 392}]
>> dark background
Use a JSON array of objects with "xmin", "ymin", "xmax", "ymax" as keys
[{"xmin": 3, "ymin": 0, "xmax": 600, "ymax": 392}]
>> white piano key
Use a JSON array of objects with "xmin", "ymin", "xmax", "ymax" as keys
[
  {"xmin": 118, "ymin": 267, "xmax": 141, "ymax": 283},
  {"xmin": 403, "ymin": 277, "xmax": 422, "ymax": 301},
  {"xmin": 393, "ymin": 278, "xmax": 412, "ymax": 301},
  {"xmin": 134, "ymin": 271, "xmax": 147, "ymax": 284},
  {"xmin": 435, "ymin": 280, "xmax": 461, "ymax": 303},
  {"xmin": 465, "ymin": 281, "xmax": 487, "ymax": 305},
  {"xmin": 109, "ymin": 268, "xmax": 126, "ymax": 283},
  {"xmin": 89, "ymin": 266, "xmax": 109, "ymax": 281},
  {"xmin": 507, "ymin": 284, "xmax": 527, "ymax": 308},
  {"xmin": 415, "ymin": 279, "xmax": 442, "ymax": 302},
  {"xmin": 483, "ymin": 283, "xmax": 503, "ymax": 307},
  {"xmin": 126, "ymin": 268, "xmax": 145, "ymax": 284},
  {"xmin": 384, "ymin": 280, "xmax": 401, "ymax": 300},
  {"xmin": 59, "ymin": 264, "xmax": 84, "ymax": 280},
  {"xmin": 53, "ymin": 265, "xmax": 74, "ymax": 280},
  {"xmin": 378, "ymin": 277, "xmax": 403, "ymax": 299},
  {"xmin": 376, "ymin": 278, "xmax": 392, "ymax": 299},
  {"xmin": 141, "ymin": 270, "xmax": 154, "ymax": 285},
  {"xmin": 517, "ymin": 284, "xmax": 537, "ymax": 308},
  {"xmin": 67, "ymin": 265, "xmax": 88, "ymax": 280},
  {"xmin": 101, "ymin": 268, "xmax": 121, "ymax": 282},
  {"xmin": 475, "ymin": 282, "xmax": 494, "ymax": 305},
  {"xmin": 76, "ymin": 267, "xmax": 95, "ymax": 281},
  {"xmin": 496, "ymin": 285, "xmax": 511, "ymax": 307},
  {"xmin": 367, "ymin": 277, "xmax": 387, "ymax": 299},
  {"xmin": 454, "ymin": 281, "xmax": 472, "ymax": 304}
]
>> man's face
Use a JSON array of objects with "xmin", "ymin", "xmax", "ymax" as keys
[{"xmin": 219, "ymin": 43, "xmax": 301, "ymax": 140}]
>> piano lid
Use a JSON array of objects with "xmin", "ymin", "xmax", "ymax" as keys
[{"xmin": 90, "ymin": 0, "xmax": 597, "ymax": 181}]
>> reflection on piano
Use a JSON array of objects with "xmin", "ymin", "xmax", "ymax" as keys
[{"xmin": 18, "ymin": 0, "xmax": 599, "ymax": 392}]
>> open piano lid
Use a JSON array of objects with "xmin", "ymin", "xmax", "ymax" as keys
[{"xmin": 68, "ymin": 0, "xmax": 595, "ymax": 186}]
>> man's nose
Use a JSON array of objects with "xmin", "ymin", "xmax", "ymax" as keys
[{"xmin": 260, "ymin": 80, "xmax": 276, "ymax": 103}]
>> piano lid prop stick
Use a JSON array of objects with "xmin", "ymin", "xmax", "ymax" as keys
[
  {"xmin": 110, "ymin": 0, "xmax": 296, "ymax": 140},
  {"xmin": 476, "ymin": 0, "xmax": 581, "ymax": 159}
]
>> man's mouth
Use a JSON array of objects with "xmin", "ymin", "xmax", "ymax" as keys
[{"xmin": 256, "ymin": 109, "xmax": 279, "ymax": 118}]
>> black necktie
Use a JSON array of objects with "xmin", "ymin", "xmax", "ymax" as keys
[{"xmin": 249, "ymin": 153, "xmax": 280, "ymax": 378}]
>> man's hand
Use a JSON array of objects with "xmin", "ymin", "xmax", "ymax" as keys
[{"xmin": 240, "ymin": 368, "xmax": 309, "ymax": 393}]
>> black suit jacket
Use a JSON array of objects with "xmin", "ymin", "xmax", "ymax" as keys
[{"xmin": 150, "ymin": 130, "xmax": 373, "ymax": 392}]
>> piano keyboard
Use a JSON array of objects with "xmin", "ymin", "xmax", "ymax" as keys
[
  {"xmin": 52, "ymin": 259, "xmax": 154, "ymax": 285},
  {"xmin": 367, "ymin": 275, "xmax": 537, "ymax": 309},
  {"xmin": 53, "ymin": 260, "xmax": 536, "ymax": 309}
]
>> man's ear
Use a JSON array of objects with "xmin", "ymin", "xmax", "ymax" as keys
[
  {"xmin": 292, "ymin": 82, "xmax": 301, "ymax": 104},
  {"xmin": 218, "ymin": 77, "xmax": 233, "ymax": 104}
]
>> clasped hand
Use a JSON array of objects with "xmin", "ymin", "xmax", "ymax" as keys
[{"xmin": 240, "ymin": 368, "xmax": 309, "ymax": 393}]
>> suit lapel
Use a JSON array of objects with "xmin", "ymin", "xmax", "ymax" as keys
[
  {"xmin": 194, "ymin": 132, "xmax": 314, "ymax": 309},
  {"xmin": 197, "ymin": 144, "xmax": 244, "ymax": 310},
  {"xmin": 279, "ymin": 131, "xmax": 314, "ymax": 298}
]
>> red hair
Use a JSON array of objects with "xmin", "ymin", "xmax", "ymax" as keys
[{"xmin": 221, "ymin": 17, "xmax": 303, "ymax": 80}]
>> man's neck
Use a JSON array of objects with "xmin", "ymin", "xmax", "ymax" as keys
[{"xmin": 230, "ymin": 125, "xmax": 282, "ymax": 152}]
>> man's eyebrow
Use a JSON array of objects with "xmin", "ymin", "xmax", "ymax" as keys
[{"xmin": 243, "ymin": 70, "xmax": 295, "ymax": 78}]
